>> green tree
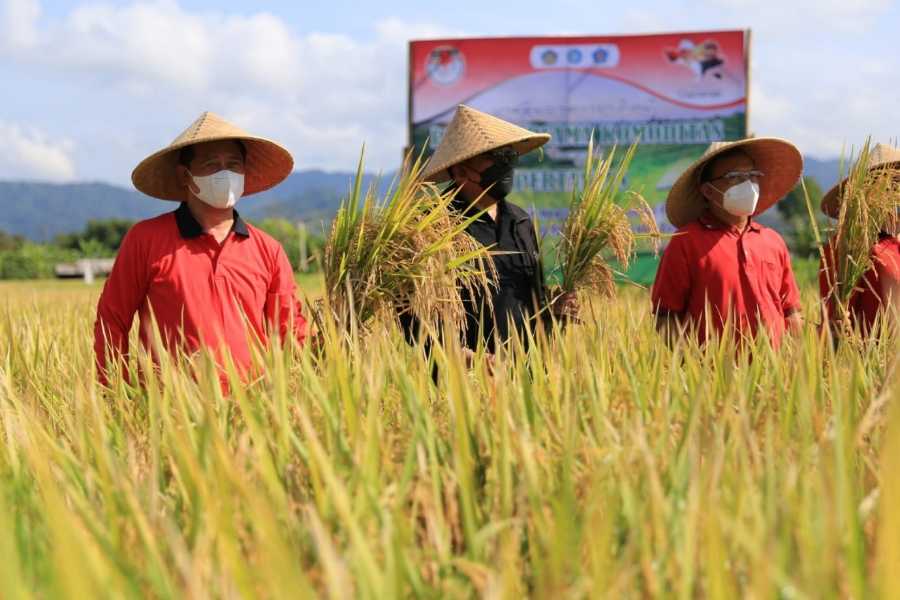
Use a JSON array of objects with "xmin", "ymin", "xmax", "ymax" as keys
[
  {"xmin": 778, "ymin": 176, "xmax": 823, "ymax": 220},
  {"xmin": 55, "ymin": 219, "xmax": 134, "ymax": 255},
  {"xmin": 254, "ymin": 218, "xmax": 324, "ymax": 272},
  {"xmin": 778, "ymin": 177, "xmax": 828, "ymax": 257},
  {"xmin": 0, "ymin": 229, "xmax": 23, "ymax": 251},
  {"xmin": 0, "ymin": 243, "xmax": 78, "ymax": 279}
]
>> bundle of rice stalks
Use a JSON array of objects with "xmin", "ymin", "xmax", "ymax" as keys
[
  {"xmin": 322, "ymin": 148, "xmax": 494, "ymax": 334},
  {"xmin": 824, "ymin": 139, "xmax": 900, "ymax": 316},
  {"xmin": 557, "ymin": 141, "xmax": 660, "ymax": 296}
]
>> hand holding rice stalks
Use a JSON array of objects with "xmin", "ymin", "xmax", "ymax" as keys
[
  {"xmin": 322, "ymin": 148, "xmax": 494, "ymax": 334},
  {"xmin": 558, "ymin": 141, "xmax": 660, "ymax": 296},
  {"xmin": 826, "ymin": 140, "xmax": 900, "ymax": 317}
]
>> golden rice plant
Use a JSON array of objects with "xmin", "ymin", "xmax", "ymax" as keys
[
  {"xmin": 322, "ymin": 148, "xmax": 494, "ymax": 334},
  {"xmin": 824, "ymin": 139, "xmax": 900, "ymax": 323},
  {"xmin": 557, "ymin": 141, "xmax": 660, "ymax": 296},
  {"xmin": 0, "ymin": 278, "xmax": 897, "ymax": 598}
]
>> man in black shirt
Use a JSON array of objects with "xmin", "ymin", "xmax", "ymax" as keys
[{"xmin": 410, "ymin": 105, "xmax": 578, "ymax": 359}]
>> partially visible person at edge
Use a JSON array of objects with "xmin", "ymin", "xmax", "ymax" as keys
[
  {"xmin": 94, "ymin": 112, "xmax": 308, "ymax": 386},
  {"xmin": 403, "ymin": 105, "xmax": 578, "ymax": 365},
  {"xmin": 818, "ymin": 143, "xmax": 900, "ymax": 336},
  {"xmin": 651, "ymin": 137, "xmax": 805, "ymax": 347}
]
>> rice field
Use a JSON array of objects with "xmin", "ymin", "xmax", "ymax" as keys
[{"xmin": 0, "ymin": 277, "xmax": 897, "ymax": 599}]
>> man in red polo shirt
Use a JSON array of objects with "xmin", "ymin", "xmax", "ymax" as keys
[
  {"xmin": 652, "ymin": 138, "xmax": 804, "ymax": 346},
  {"xmin": 819, "ymin": 143, "xmax": 900, "ymax": 334},
  {"xmin": 94, "ymin": 112, "xmax": 307, "ymax": 384}
]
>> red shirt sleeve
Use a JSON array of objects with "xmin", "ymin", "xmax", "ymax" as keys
[
  {"xmin": 265, "ymin": 246, "xmax": 308, "ymax": 346},
  {"xmin": 651, "ymin": 231, "xmax": 692, "ymax": 316},
  {"xmin": 93, "ymin": 225, "xmax": 150, "ymax": 384},
  {"xmin": 873, "ymin": 238, "xmax": 900, "ymax": 281},
  {"xmin": 778, "ymin": 240, "xmax": 802, "ymax": 315}
]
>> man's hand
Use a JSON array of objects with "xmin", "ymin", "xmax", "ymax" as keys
[
  {"xmin": 462, "ymin": 348, "xmax": 495, "ymax": 375},
  {"xmin": 551, "ymin": 290, "xmax": 581, "ymax": 322},
  {"xmin": 786, "ymin": 309, "xmax": 804, "ymax": 335}
]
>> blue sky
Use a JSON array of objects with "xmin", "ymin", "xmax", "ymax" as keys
[{"xmin": 1, "ymin": 0, "xmax": 898, "ymax": 185}]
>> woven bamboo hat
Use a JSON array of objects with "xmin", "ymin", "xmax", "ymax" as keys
[
  {"xmin": 132, "ymin": 111, "xmax": 294, "ymax": 200},
  {"xmin": 666, "ymin": 137, "xmax": 803, "ymax": 228},
  {"xmin": 821, "ymin": 143, "xmax": 900, "ymax": 218},
  {"xmin": 422, "ymin": 105, "xmax": 550, "ymax": 183}
]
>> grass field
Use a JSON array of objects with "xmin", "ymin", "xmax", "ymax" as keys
[{"xmin": 0, "ymin": 277, "xmax": 897, "ymax": 598}]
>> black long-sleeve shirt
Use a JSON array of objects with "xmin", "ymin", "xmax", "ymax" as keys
[{"xmin": 402, "ymin": 196, "xmax": 550, "ymax": 352}]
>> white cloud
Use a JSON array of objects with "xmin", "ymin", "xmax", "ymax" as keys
[
  {"xmin": 0, "ymin": 1, "xmax": 462, "ymax": 176},
  {"xmin": 0, "ymin": 0, "xmax": 40, "ymax": 49},
  {"xmin": 748, "ymin": 34, "xmax": 900, "ymax": 157},
  {"xmin": 0, "ymin": 121, "xmax": 76, "ymax": 181},
  {"xmin": 35, "ymin": 2, "xmax": 304, "ymax": 95},
  {"xmin": 708, "ymin": 0, "xmax": 891, "ymax": 29},
  {"xmin": 1, "ymin": 0, "xmax": 897, "ymax": 184},
  {"xmin": 615, "ymin": 9, "xmax": 673, "ymax": 33}
]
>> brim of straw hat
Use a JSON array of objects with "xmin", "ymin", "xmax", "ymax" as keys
[
  {"xmin": 131, "ymin": 112, "xmax": 294, "ymax": 201},
  {"xmin": 665, "ymin": 137, "xmax": 803, "ymax": 228},
  {"xmin": 821, "ymin": 158, "xmax": 900, "ymax": 219},
  {"xmin": 422, "ymin": 105, "xmax": 550, "ymax": 183}
]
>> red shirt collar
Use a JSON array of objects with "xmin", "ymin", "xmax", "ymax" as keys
[
  {"xmin": 697, "ymin": 211, "xmax": 761, "ymax": 234},
  {"xmin": 175, "ymin": 202, "xmax": 250, "ymax": 239}
]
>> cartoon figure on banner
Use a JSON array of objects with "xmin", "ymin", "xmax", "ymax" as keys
[{"xmin": 665, "ymin": 40, "xmax": 725, "ymax": 79}]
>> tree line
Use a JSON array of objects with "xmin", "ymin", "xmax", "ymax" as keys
[
  {"xmin": 0, "ymin": 179, "xmax": 821, "ymax": 280},
  {"xmin": 0, "ymin": 218, "xmax": 326, "ymax": 279}
]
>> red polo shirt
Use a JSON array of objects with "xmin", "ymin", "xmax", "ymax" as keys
[
  {"xmin": 94, "ymin": 203, "xmax": 308, "ymax": 383},
  {"xmin": 651, "ymin": 213, "xmax": 801, "ymax": 345},
  {"xmin": 819, "ymin": 234, "xmax": 900, "ymax": 333}
]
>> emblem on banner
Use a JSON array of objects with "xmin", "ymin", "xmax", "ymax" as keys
[
  {"xmin": 425, "ymin": 46, "xmax": 466, "ymax": 86},
  {"xmin": 531, "ymin": 44, "xmax": 619, "ymax": 69}
]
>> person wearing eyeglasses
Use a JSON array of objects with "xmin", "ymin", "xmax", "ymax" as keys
[
  {"xmin": 406, "ymin": 105, "xmax": 578, "ymax": 363},
  {"xmin": 651, "ymin": 138, "xmax": 805, "ymax": 347}
]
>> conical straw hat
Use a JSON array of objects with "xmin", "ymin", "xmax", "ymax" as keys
[
  {"xmin": 665, "ymin": 137, "xmax": 803, "ymax": 228},
  {"xmin": 132, "ymin": 111, "xmax": 294, "ymax": 200},
  {"xmin": 821, "ymin": 143, "xmax": 900, "ymax": 218},
  {"xmin": 422, "ymin": 105, "xmax": 550, "ymax": 183}
]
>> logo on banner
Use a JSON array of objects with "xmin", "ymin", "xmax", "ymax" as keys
[
  {"xmin": 425, "ymin": 46, "xmax": 465, "ymax": 86},
  {"xmin": 664, "ymin": 39, "xmax": 725, "ymax": 79},
  {"xmin": 531, "ymin": 44, "xmax": 620, "ymax": 69}
]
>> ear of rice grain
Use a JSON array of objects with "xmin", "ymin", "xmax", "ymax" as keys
[
  {"xmin": 322, "ymin": 147, "xmax": 495, "ymax": 334},
  {"xmin": 557, "ymin": 140, "xmax": 660, "ymax": 296},
  {"xmin": 826, "ymin": 139, "xmax": 900, "ymax": 322}
]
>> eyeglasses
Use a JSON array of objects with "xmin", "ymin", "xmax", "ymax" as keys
[{"xmin": 710, "ymin": 170, "xmax": 765, "ymax": 185}]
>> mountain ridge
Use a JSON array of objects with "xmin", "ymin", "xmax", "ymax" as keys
[{"xmin": 1, "ymin": 158, "xmax": 841, "ymax": 241}]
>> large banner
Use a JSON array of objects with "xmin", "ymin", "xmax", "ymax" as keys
[{"xmin": 409, "ymin": 31, "xmax": 750, "ymax": 279}]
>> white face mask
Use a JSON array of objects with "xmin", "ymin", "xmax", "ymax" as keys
[
  {"xmin": 188, "ymin": 170, "xmax": 244, "ymax": 209},
  {"xmin": 715, "ymin": 179, "xmax": 760, "ymax": 217}
]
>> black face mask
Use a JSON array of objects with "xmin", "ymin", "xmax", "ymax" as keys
[{"xmin": 479, "ymin": 161, "xmax": 515, "ymax": 198}]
